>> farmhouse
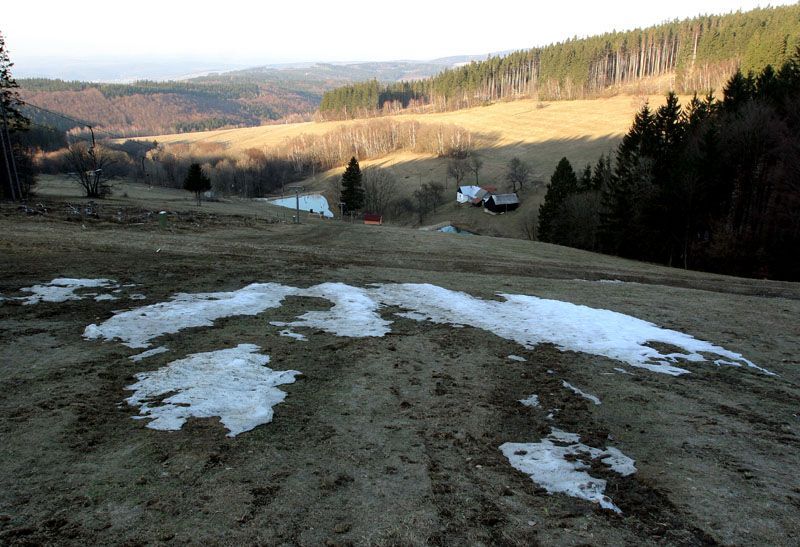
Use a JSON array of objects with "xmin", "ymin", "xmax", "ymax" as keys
[
  {"xmin": 484, "ymin": 193, "xmax": 520, "ymax": 213},
  {"xmin": 456, "ymin": 185, "xmax": 482, "ymax": 204}
]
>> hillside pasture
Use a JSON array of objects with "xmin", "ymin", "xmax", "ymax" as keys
[
  {"xmin": 1, "ymin": 185, "xmax": 799, "ymax": 545},
  {"xmin": 141, "ymin": 94, "xmax": 673, "ymax": 236}
]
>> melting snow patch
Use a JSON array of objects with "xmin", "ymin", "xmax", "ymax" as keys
[
  {"xmin": 85, "ymin": 283, "xmax": 300, "ymax": 348},
  {"xmin": 373, "ymin": 283, "xmax": 770, "ymax": 376},
  {"xmin": 85, "ymin": 281, "xmax": 768, "ymax": 376},
  {"xmin": 500, "ymin": 428, "xmax": 636, "ymax": 513},
  {"xmin": 129, "ymin": 293, "xmax": 147, "ymax": 301},
  {"xmin": 125, "ymin": 344, "xmax": 300, "ymax": 437},
  {"xmin": 279, "ymin": 329, "xmax": 307, "ymax": 341},
  {"xmin": 19, "ymin": 278, "xmax": 118, "ymax": 305},
  {"xmin": 94, "ymin": 294, "xmax": 118, "ymax": 302},
  {"xmin": 130, "ymin": 346, "xmax": 169, "ymax": 362},
  {"xmin": 272, "ymin": 283, "xmax": 391, "ymax": 337},
  {"xmin": 507, "ymin": 355, "xmax": 527, "ymax": 362},
  {"xmin": 562, "ymin": 381, "xmax": 602, "ymax": 405},
  {"xmin": 613, "ymin": 367, "xmax": 631, "ymax": 374},
  {"xmin": 519, "ymin": 394, "xmax": 540, "ymax": 407}
]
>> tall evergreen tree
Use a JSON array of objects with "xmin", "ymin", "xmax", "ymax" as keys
[
  {"xmin": 340, "ymin": 156, "xmax": 364, "ymax": 213},
  {"xmin": 183, "ymin": 163, "xmax": 211, "ymax": 206},
  {"xmin": 600, "ymin": 103, "xmax": 657, "ymax": 255},
  {"xmin": 538, "ymin": 157, "xmax": 578, "ymax": 242},
  {"xmin": 0, "ymin": 31, "xmax": 32, "ymax": 200}
]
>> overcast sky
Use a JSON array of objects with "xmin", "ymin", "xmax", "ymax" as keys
[{"xmin": 4, "ymin": 0, "xmax": 797, "ymax": 69}]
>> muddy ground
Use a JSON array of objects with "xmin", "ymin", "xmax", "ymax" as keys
[{"xmin": 1, "ymin": 193, "xmax": 799, "ymax": 546}]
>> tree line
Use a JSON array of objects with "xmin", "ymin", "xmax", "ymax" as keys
[
  {"xmin": 319, "ymin": 4, "xmax": 800, "ymax": 118},
  {"xmin": 536, "ymin": 53, "xmax": 800, "ymax": 281}
]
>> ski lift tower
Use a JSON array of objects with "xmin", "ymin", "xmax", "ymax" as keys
[{"xmin": 287, "ymin": 185, "xmax": 303, "ymax": 224}]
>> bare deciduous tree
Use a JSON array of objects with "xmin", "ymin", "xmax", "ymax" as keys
[
  {"xmin": 65, "ymin": 142, "xmax": 115, "ymax": 198},
  {"xmin": 467, "ymin": 153, "xmax": 483, "ymax": 184},
  {"xmin": 447, "ymin": 158, "xmax": 469, "ymax": 187},
  {"xmin": 506, "ymin": 156, "xmax": 531, "ymax": 192},
  {"xmin": 362, "ymin": 167, "xmax": 398, "ymax": 216}
]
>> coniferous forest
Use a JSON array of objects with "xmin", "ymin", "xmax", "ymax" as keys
[
  {"xmin": 320, "ymin": 5, "xmax": 800, "ymax": 118},
  {"xmin": 536, "ymin": 53, "xmax": 800, "ymax": 281}
]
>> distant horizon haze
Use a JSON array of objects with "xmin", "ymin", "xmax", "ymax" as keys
[{"xmin": 5, "ymin": 0, "xmax": 797, "ymax": 81}]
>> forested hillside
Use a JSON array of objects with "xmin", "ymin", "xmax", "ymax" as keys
[
  {"xmin": 320, "ymin": 4, "xmax": 800, "ymax": 118},
  {"xmin": 17, "ymin": 61, "xmax": 451, "ymax": 137},
  {"xmin": 536, "ymin": 55, "xmax": 800, "ymax": 281}
]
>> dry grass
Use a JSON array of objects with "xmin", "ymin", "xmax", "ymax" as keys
[{"xmin": 138, "ymin": 94, "xmax": 688, "ymax": 237}]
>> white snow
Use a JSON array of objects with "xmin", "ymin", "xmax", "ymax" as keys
[
  {"xmin": 94, "ymin": 294, "xmax": 118, "ymax": 302},
  {"xmin": 265, "ymin": 194, "xmax": 334, "ymax": 218},
  {"xmin": 562, "ymin": 381, "xmax": 602, "ymax": 405},
  {"xmin": 507, "ymin": 355, "xmax": 527, "ymax": 362},
  {"xmin": 85, "ymin": 281, "xmax": 768, "ymax": 376},
  {"xmin": 19, "ymin": 278, "xmax": 118, "ymax": 305},
  {"xmin": 279, "ymin": 329, "xmax": 307, "ymax": 341},
  {"xmin": 130, "ymin": 346, "xmax": 169, "ymax": 362},
  {"xmin": 271, "ymin": 283, "xmax": 391, "ymax": 338},
  {"xmin": 125, "ymin": 344, "xmax": 300, "ymax": 437},
  {"xmin": 519, "ymin": 394, "xmax": 540, "ymax": 407},
  {"xmin": 500, "ymin": 428, "xmax": 636, "ymax": 513},
  {"xmin": 84, "ymin": 283, "xmax": 300, "ymax": 348},
  {"xmin": 373, "ymin": 283, "xmax": 771, "ymax": 376}
]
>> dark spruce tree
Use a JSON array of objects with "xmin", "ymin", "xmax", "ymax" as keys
[
  {"xmin": 183, "ymin": 163, "xmax": 211, "ymax": 206},
  {"xmin": 340, "ymin": 157, "xmax": 364, "ymax": 214},
  {"xmin": 538, "ymin": 157, "xmax": 578, "ymax": 242},
  {"xmin": 0, "ymin": 31, "xmax": 33, "ymax": 200}
]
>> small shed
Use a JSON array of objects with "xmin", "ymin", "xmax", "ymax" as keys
[
  {"xmin": 484, "ymin": 193, "xmax": 520, "ymax": 213},
  {"xmin": 363, "ymin": 213, "xmax": 383, "ymax": 225}
]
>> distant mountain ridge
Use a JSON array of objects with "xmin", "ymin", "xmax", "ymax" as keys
[{"xmin": 18, "ymin": 57, "xmax": 480, "ymax": 137}]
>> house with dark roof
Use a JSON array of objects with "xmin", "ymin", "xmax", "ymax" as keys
[{"xmin": 484, "ymin": 193, "xmax": 520, "ymax": 213}]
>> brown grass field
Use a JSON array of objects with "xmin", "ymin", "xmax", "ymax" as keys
[
  {"xmin": 138, "ymin": 94, "xmax": 685, "ymax": 238},
  {"xmin": 1, "ymin": 182, "xmax": 799, "ymax": 545}
]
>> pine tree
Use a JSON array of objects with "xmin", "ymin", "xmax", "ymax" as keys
[
  {"xmin": 183, "ymin": 163, "xmax": 211, "ymax": 206},
  {"xmin": 0, "ymin": 31, "xmax": 32, "ymax": 200},
  {"xmin": 538, "ymin": 157, "xmax": 578, "ymax": 242},
  {"xmin": 0, "ymin": 32, "xmax": 28, "ymax": 132},
  {"xmin": 340, "ymin": 156, "xmax": 364, "ymax": 213}
]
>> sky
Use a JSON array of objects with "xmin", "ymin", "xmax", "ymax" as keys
[{"xmin": 4, "ymin": 0, "xmax": 798, "ymax": 77}]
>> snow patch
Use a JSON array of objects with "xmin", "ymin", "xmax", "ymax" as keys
[
  {"xmin": 130, "ymin": 346, "xmax": 169, "ymax": 362},
  {"xmin": 500, "ymin": 428, "xmax": 636, "ymax": 513},
  {"xmin": 278, "ymin": 329, "xmax": 307, "ymax": 341},
  {"xmin": 264, "ymin": 194, "xmax": 334, "ymax": 218},
  {"xmin": 562, "ymin": 381, "xmax": 602, "ymax": 405},
  {"xmin": 507, "ymin": 354, "xmax": 527, "ymax": 362},
  {"xmin": 85, "ymin": 281, "xmax": 768, "ymax": 376},
  {"xmin": 85, "ymin": 283, "xmax": 300, "ymax": 348},
  {"xmin": 125, "ymin": 344, "xmax": 300, "ymax": 437},
  {"xmin": 19, "ymin": 278, "xmax": 118, "ymax": 305},
  {"xmin": 271, "ymin": 283, "xmax": 391, "ymax": 337},
  {"xmin": 519, "ymin": 394, "xmax": 540, "ymax": 408},
  {"xmin": 374, "ymin": 283, "xmax": 770, "ymax": 376}
]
